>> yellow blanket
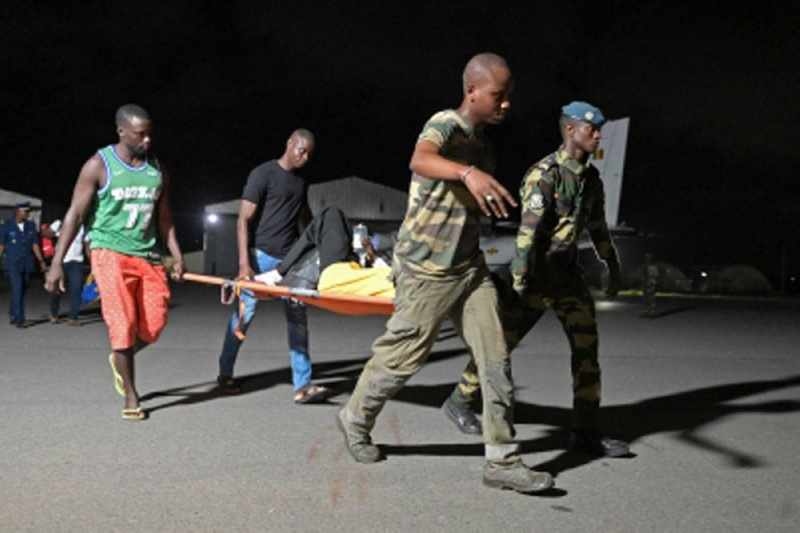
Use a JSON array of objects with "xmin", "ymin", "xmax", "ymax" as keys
[{"xmin": 318, "ymin": 262, "xmax": 395, "ymax": 298}]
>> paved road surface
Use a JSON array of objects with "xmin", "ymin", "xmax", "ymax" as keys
[{"xmin": 2, "ymin": 282, "xmax": 798, "ymax": 532}]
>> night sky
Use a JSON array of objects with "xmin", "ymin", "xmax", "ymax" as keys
[{"xmin": 2, "ymin": 2, "xmax": 798, "ymax": 281}]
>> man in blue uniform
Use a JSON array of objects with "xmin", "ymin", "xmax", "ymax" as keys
[{"xmin": 0, "ymin": 202, "xmax": 47, "ymax": 328}]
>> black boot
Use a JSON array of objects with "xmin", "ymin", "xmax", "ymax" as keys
[
  {"xmin": 216, "ymin": 375, "xmax": 241, "ymax": 394},
  {"xmin": 569, "ymin": 429, "xmax": 631, "ymax": 458},
  {"xmin": 442, "ymin": 396, "xmax": 482, "ymax": 435}
]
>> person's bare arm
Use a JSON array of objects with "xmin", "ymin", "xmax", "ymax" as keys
[
  {"xmin": 157, "ymin": 169, "xmax": 184, "ymax": 280},
  {"xmin": 409, "ymin": 140, "xmax": 517, "ymax": 218},
  {"xmin": 32, "ymin": 243, "xmax": 46, "ymax": 271},
  {"xmin": 237, "ymin": 200, "xmax": 258, "ymax": 279},
  {"xmin": 83, "ymin": 237, "xmax": 92, "ymax": 268},
  {"xmin": 45, "ymin": 156, "xmax": 104, "ymax": 292}
]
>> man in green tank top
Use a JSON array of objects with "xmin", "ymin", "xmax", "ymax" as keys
[{"xmin": 46, "ymin": 104, "xmax": 184, "ymax": 421}]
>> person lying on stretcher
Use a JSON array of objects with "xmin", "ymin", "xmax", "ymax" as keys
[{"xmin": 254, "ymin": 207, "xmax": 396, "ymax": 298}]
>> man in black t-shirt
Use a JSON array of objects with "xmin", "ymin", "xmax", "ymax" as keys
[{"xmin": 217, "ymin": 129, "xmax": 330, "ymax": 403}]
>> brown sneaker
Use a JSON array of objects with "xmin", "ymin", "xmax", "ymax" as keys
[{"xmin": 483, "ymin": 460, "xmax": 554, "ymax": 494}]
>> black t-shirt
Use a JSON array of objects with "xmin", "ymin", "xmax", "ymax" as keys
[{"xmin": 241, "ymin": 159, "xmax": 307, "ymax": 257}]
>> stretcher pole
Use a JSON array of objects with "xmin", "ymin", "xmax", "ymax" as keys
[{"xmin": 182, "ymin": 272, "xmax": 394, "ymax": 316}]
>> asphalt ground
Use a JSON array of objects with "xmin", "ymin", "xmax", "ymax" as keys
[{"xmin": 1, "ymin": 281, "xmax": 799, "ymax": 532}]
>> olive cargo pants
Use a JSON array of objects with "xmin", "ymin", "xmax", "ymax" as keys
[
  {"xmin": 454, "ymin": 274, "xmax": 602, "ymax": 429},
  {"xmin": 341, "ymin": 264, "xmax": 519, "ymax": 463}
]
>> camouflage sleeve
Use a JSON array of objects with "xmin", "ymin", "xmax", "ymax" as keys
[
  {"xmin": 417, "ymin": 111, "xmax": 458, "ymax": 148},
  {"xmin": 587, "ymin": 179, "xmax": 619, "ymax": 268},
  {"xmin": 510, "ymin": 166, "xmax": 554, "ymax": 292}
]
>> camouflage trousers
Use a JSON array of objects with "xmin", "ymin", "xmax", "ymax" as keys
[
  {"xmin": 341, "ymin": 264, "xmax": 519, "ymax": 463},
  {"xmin": 453, "ymin": 274, "xmax": 601, "ymax": 429}
]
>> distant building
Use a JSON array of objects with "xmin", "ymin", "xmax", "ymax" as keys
[
  {"xmin": 0, "ymin": 189, "xmax": 42, "ymax": 227},
  {"xmin": 307, "ymin": 176, "xmax": 408, "ymax": 223},
  {"xmin": 705, "ymin": 265, "xmax": 774, "ymax": 295}
]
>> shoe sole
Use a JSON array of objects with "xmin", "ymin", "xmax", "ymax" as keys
[
  {"xmin": 601, "ymin": 447, "xmax": 631, "ymax": 458},
  {"xmin": 216, "ymin": 377, "xmax": 241, "ymax": 395},
  {"xmin": 294, "ymin": 385, "xmax": 331, "ymax": 404},
  {"xmin": 482, "ymin": 475, "xmax": 554, "ymax": 494},
  {"xmin": 596, "ymin": 443, "xmax": 631, "ymax": 458},
  {"xmin": 335, "ymin": 413, "xmax": 381, "ymax": 464},
  {"xmin": 121, "ymin": 408, "xmax": 147, "ymax": 421},
  {"xmin": 442, "ymin": 402, "xmax": 482, "ymax": 435}
]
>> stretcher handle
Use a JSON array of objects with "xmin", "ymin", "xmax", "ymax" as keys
[{"xmin": 182, "ymin": 272, "xmax": 393, "ymax": 308}]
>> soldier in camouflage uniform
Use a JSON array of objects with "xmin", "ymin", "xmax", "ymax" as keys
[
  {"xmin": 337, "ymin": 53, "xmax": 554, "ymax": 494},
  {"xmin": 443, "ymin": 101, "xmax": 630, "ymax": 458}
]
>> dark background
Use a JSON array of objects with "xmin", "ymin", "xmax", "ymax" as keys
[{"xmin": 2, "ymin": 2, "xmax": 798, "ymax": 284}]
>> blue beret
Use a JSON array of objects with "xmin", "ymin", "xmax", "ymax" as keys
[
  {"xmin": 15, "ymin": 201, "xmax": 31, "ymax": 209},
  {"xmin": 561, "ymin": 101, "xmax": 606, "ymax": 126}
]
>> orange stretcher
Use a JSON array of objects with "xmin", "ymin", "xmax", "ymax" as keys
[{"xmin": 183, "ymin": 272, "xmax": 395, "ymax": 316}]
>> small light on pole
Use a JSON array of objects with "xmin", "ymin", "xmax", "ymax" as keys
[{"xmin": 206, "ymin": 213, "xmax": 219, "ymax": 224}]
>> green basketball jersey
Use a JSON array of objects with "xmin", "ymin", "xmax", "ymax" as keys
[{"xmin": 89, "ymin": 145, "xmax": 162, "ymax": 258}]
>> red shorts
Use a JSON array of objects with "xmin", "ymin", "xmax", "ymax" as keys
[{"xmin": 91, "ymin": 249, "xmax": 171, "ymax": 351}]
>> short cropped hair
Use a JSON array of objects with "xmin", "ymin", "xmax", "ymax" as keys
[{"xmin": 115, "ymin": 104, "xmax": 151, "ymax": 127}]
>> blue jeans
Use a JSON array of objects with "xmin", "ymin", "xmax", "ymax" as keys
[
  {"xmin": 49, "ymin": 261, "xmax": 85, "ymax": 320},
  {"xmin": 218, "ymin": 249, "xmax": 312, "ymax": 390},
  {"xmin": 7, "ymin": 268, "xmax": 30, "ymax": 323}
]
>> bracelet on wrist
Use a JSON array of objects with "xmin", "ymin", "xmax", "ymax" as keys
[{"xmin": 459, "ymin": 165, "xmax": 475, "ymax": 182}]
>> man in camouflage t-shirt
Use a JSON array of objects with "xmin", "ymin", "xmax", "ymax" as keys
[
  {"xmin": 337, "ymin": 53, "xmax": 554, "ymax": 494},
  {"xmin": 446, "ymin": 101, "xmax": 631, "ymax": 458}
]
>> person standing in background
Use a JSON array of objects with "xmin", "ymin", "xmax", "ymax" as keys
[
  {"xmin": 0, "ymin": 202, "xmax": 47, "ymax": 328},
  {"xmin": 47, "ymin": 219, "xmax": 88, "ymax": 325}
]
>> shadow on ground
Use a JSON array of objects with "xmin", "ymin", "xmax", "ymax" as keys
[
  {"xmin": 139, "ymin": 348, "xmax": 800, "ymax": 478},
  {"xmin": 139, "ymin": 347, "xmax": 468, "ymax": 412},
  {"xmin": 382, "ymin": 374, "xmax": 800, "ymax": 478},
  {"xmin": 638, "ymin": 304, "xmax": 697, "ymax": 319}
]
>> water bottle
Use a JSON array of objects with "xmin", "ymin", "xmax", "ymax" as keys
[{"xmin": 352, "ymin": 223, "xmax": 368, "ymax": 267}]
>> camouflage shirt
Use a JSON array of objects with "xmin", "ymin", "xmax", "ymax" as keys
[
  {"xmin": 511, "ymin": 148, "xmax": 618, "ymax": 292},
  {"xmin": 393, "ymin": 110, "xmax": 495, "ymax": 278}
]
